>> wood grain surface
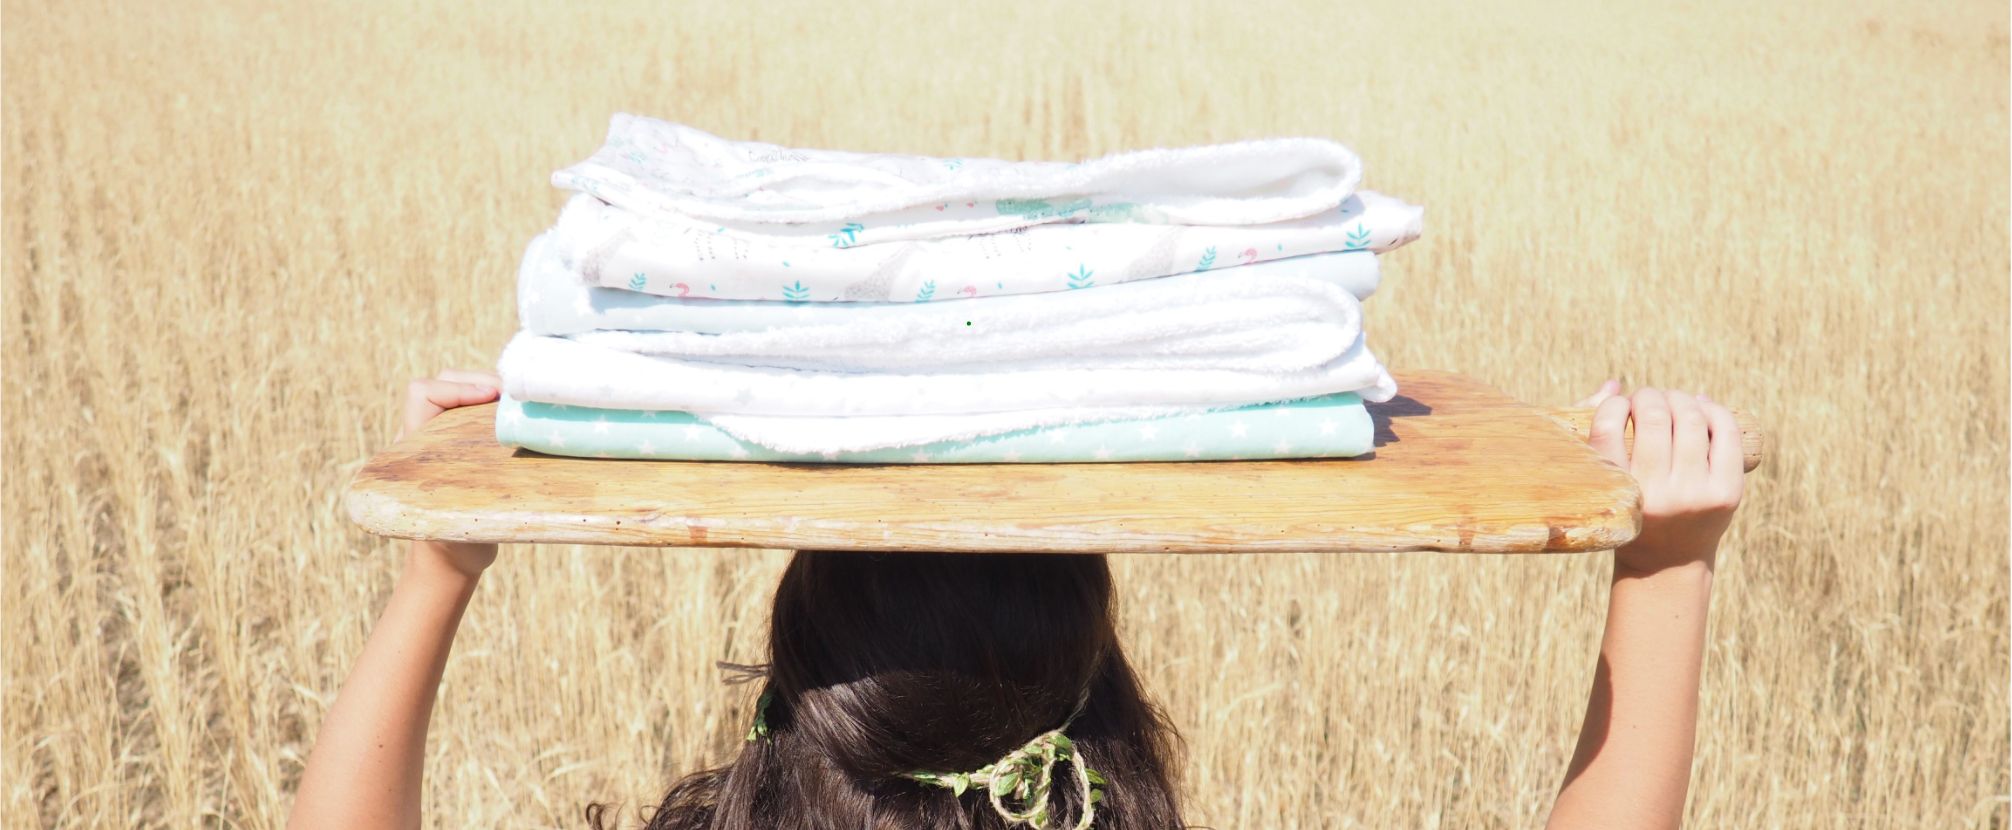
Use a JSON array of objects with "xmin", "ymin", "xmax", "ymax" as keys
[{"xmin": 344, "ymin": 371, "xmax": 1658, "ymax": 553}]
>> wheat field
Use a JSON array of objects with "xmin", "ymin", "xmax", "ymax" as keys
[{"xmin": 3, "ymin": 0, "xmax": 2006, "ymax": 827}]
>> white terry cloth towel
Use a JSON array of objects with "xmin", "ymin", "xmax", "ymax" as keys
[
  {"xmin": 554, "ymin": 114, "xmax": 1365, "ymax": 245},
  {"xmin": 520, "ymin": 232, "xmax": 1386, "ymax": 336},
  {"xmin": 550, "ymin": 189, "xmax": 1420, "ymax": 303},
  {"xmin": 499, "ymin": 334, "xmax": 1396, "ymax": 453},
  {"xmin": 499, "ymin": 330, "xmax": 1394, "ymax": 421},
  {"xmin": 706, "ymin": 400, "xmax": 1353, "ymax": 455},
  {"xmin": 567, "ymin": 269, "xmax": 1374, "ymax": 374}
]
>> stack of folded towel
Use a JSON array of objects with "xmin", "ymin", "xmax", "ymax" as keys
[{"xmin": 497, "ymin": 114, "xmax": 1423, "ymax": 463}]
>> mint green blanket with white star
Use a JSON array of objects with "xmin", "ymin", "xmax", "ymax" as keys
[{"xmin": 495, "ymin": 393, "xmax": 1373, "ymax": 463}]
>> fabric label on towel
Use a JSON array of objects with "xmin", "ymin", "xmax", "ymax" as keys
[{"xmin": 494, "ymin": 393, "xmax": 1375, "ymax": 463}]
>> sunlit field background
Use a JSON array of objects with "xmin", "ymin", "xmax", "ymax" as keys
[{"xmin": 4, "ymin": 0, "xmax": 2006, "ymax": 827}]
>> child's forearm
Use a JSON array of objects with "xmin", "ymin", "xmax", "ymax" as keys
[
  {"xmin": 1548, "ymin": 558, "xmax": 1714, "ymax": 830},
  {"xmin": 288, "ymin": 542, "xmax": 487, "ymax": 830}
]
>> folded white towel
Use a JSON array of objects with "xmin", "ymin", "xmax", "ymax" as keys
[
  {"xmin": 684, "ymin": 401, "xmax": 1231, "ymax": 452},
  {"xmin": 552, "ymin": 188, "xmax": 1419, "ymax": 302},
  {"xmin": 498, "ymin": 332, "xmax": 1395, "ymax": 450},
  {"xmin": 701, "ymin": 404, "xmax": 1310, "ymax": 455},
  {"xmin": 494, "ymin": 329, "xmax": 1392, "ymax": 452},
  {"xmin": 555, "ymin": 114, "xmax": 1367, "ymax": 245},
  {"xmin": 511, "ymin": 115, "xmax": 1417, "ymax": 453},
  {"xmin": 522, "ymin": 230, "xmax": 1384, "ymax": 335},
  {"xmin": 567, "ymin": 265, "xmax": 1371, "ymax": 374}
]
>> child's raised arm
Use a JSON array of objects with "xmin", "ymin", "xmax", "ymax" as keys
[
  {"xmin": 1547, "ymin": 383, "xmax": 1746, "ymax": 830},
  {"xmin": 288, "ymin": 371, "xmax": 502, "ymax": 830}
]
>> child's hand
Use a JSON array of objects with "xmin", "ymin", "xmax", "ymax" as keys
[
  {"xmin": 1548, "ymin": 382, "xmax": 1738, "ymax": 829},
  {"xmin": 293, "ymin": 368, "xmax": 504, "ymax": 830},
  {"xmin": 397, "ymin": 370, "xmax": 502, "ymax": 577},
  {"xmin": 1579, "ymin": 382, "xmax": 1745, "ymax": 575},
  {"xmin": 397, "ymin": 369, "xmax": 501, "ymax": 443}
]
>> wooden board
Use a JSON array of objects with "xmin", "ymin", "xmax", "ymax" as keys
[{"xmin": 343, "ymin": 371, "xmax": 1668, "ymax": 553}]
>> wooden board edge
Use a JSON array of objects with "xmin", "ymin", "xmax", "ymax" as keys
[
  {"xmin": 344, "ymin": 478, "xmax": 1641, "ymax": 554},
  {"xmin": 341, "ymin": 371, "xmax": 1647, "ymax": 554}
]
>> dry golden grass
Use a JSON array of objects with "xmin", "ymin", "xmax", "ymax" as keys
[{"xmin": 3, "ymin": 0, "xmax": 2006, "ymax": 827}]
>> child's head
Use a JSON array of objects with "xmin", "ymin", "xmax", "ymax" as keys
[{"xmin": 604, "ymin": 551, "xmax": 1183, "ymax": 829}]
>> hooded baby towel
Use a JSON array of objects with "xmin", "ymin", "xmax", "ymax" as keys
[{"xmin": 555, "ymin": 114, "xmax": 1368, "ymax": 243}]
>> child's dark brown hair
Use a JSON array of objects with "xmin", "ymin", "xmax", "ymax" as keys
[{"xmin": 590, "ymin": 551, "xmax": 1185, "ymax": 830}]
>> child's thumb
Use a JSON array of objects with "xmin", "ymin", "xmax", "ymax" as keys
[
  {"xmin": 1574, "ymin": 379, "xmax": 1622, "ymax": 409},
  {"xmin": 1588, "ymin": 394, "xmax": 1632, "ymax": 467}
]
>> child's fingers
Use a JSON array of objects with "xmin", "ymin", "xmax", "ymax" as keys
[
  {"xmin": 428, "ymin": 380, "xmax": 501, "ymax": 410},
  {"xmin": 437, "ymin": 368, "xmax": 501, "ymax": 390},
  {"xmin": 1628, "ymin": 388, "xmax": 1673, "ymax": 481},
  {"xmin": 1588, "ymin": 394, "xmax": 1632, "ymax": 467},
  {"xmin": 1703, "ymin": 400, "xmax": 1746, "ymax": 499},
  {"xmin": 1666, "ymin": 391, "xmax": 1711, "ymax": 478},
  {"xmin": 401, "ymin": 380, "xmax": 443, "ymax": 441},
  {"xmin": 1574, "ymin": 379, "xmax": 1622, "ymax": 409},
  {"xmin": 400, "ymin": 378, "xmax": 500, "ymax": 440}
]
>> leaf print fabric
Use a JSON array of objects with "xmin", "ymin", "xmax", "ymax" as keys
[
  {"xmin": 550, "ymin": 188, "xmax": 1420, "ymax": 303},
  {"xmin": 516, "ymin": 233, "xmax": 1384, "ymax": 337}
]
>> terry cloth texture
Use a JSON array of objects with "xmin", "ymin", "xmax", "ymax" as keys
[{"xmin": 498, "ymin": 332, "xmax": 1395, "ymax": 453}]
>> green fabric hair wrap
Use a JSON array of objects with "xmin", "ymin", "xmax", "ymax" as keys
[
  {"xmin": 743, "ymin": 692, "xmax": 1107, "ymax": 829},
  {"xmin": 744, "ymin": 691, "xmax": 773, "ymax": 742},
  {"xmin": 906, "ymin": 726, "xmax": 1106, "ymax": 830}
]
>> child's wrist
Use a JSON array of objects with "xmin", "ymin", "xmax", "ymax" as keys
[
  {"xmin": 404, "ymin": 540, "xmax": 494, "ymax": 588},
  {"xmin": 1612, "ymin": 545, "xmax": 1717, "ymax": 582}
]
